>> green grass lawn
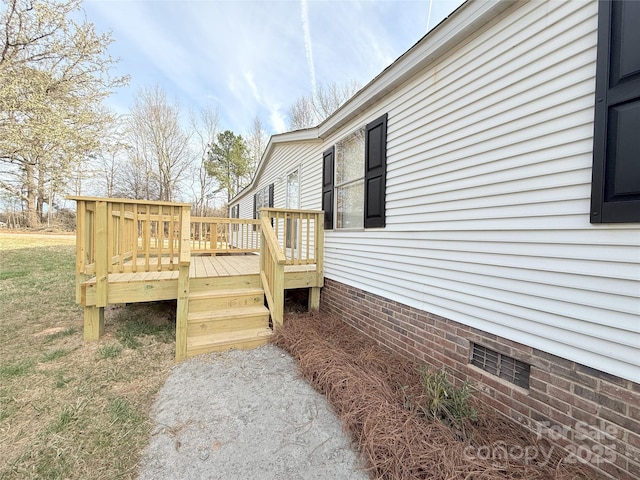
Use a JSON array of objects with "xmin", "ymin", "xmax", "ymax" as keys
[{"xmin": 0, "ymin": 233, "xmax": 175, "ymax": 479}]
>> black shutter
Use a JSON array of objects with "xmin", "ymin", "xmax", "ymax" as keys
[
  {"xmin": 322, "ymin": 147, "xmax": 334, "ymax": 229},
  {"xmin": 591, "ymin": 0, "xmax": 640, "ymax": 223},
  {"xmin": 364, "ymin": 113, "xmax": 388, "ymax": 228},
  {"xmin": 268, "ymin": 183, "xmax": 274, "ymax": 207},
  {"xmin": 253, "ymin": 193, "xmax": 258, "ymax": 219}
]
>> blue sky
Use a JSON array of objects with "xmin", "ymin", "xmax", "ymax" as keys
[{"xmin": 84, "ymin": 0, "xmax": 465, "ymax": 135}]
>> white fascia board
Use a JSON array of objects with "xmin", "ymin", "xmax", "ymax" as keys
[
  {"xmin": 232, "ymin": 128, "xmax": 320, "ymax": 203},
  {"xmin": 319, "ymin": 0, "xmax": 518, "ymax": 139}
]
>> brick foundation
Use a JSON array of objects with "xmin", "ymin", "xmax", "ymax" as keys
[{"xmin": 320, "ymin": 278, "xmax": 640, "ymax": 480}]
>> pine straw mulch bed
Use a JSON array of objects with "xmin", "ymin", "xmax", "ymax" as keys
[{"xmin": 273, "ymin": 312, "xmax": 596, "ymax": 480}]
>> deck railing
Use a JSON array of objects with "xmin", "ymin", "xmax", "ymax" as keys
[
  {"xmin": 259, "ymin": 208, "xmax": 324, "ymax": 326},
  {"xmin": 190, "ymin": 217, "xmax": 260, "ymax": 255},
  {"xmin": 69, "ymin": 196, "xmax": 192, "ymax": 306}
]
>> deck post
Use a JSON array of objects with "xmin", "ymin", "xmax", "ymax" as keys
[
  {"xmin": 83, "ymin": 306, "xmax": 104, "ymax": 341},
  {"xmin": 309, "ymin": 287, "xmax": 321, "ymax": 311},
  {"xmin": 75, "ymin": 200, "xmax": 87, "ymax": 304},
  {"xmin": 175, "ymin": 206, "xmax": 191, "ymax": 361},
  {"xmin": 175, "ymin": 264, "xmax": 189, "ymax": 361},
  {"xmin": 315, "ymin": 212, "xmax": 324, "ymax": 288},
  {"xmin": 95, "ymin": 200, "xmax": 108, "ymax": 309}
]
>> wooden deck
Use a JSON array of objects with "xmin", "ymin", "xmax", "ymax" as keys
[{"xmin": 70, "ymin": 196, "xmax": 324, "ymax": 360}]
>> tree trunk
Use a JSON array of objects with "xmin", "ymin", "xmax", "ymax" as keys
[{"xmin": 25, "ymin": 164, "xmax": 40, "ymax": 227}]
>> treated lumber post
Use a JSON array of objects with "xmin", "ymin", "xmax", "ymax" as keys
[
  {"xmin": 315, "ymin": 212, "xmax": 325, "ymax": 287},
  {"xmin": 175, "ymin": 206, "xmax": 191, "ymax": 361},
  {"xmin": 83, "ymin": 306, "xmax": 104, "ymax": 341},
  {"xmin": 309, "ymin": 287, "xmax": 321, "ymax": 311},
  {"xmin": 259, "ymin": 212, "xmax": 266, "ymax": 276},
  {"xmin": 175, "ymin": 264, "xmax": 189, "ymax": 361},
  {"xmin": 75, "ymin": 200, "xmax": 87, "ymax": 304},
  {"xmin": 272, "ymin": 262, "xmax": 284, "ymax": 328},
  {"xmin": 95, "ymin": 200, "xmax": 108, "ymax": 309}
]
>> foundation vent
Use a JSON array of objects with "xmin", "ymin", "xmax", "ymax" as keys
[{"xmin": 471, "ymin": 343, "xmax": 530, "ymax": 389}]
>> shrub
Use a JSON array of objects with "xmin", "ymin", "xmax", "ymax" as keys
[{"xmin": 405, "ymin": 366, "xmax": 477, "ymax": 428}]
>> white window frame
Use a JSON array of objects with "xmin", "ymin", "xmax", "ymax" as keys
[
  {"xmin": 286, "ymin": 166, "xmax": 301, "ymax": 210},
  {"xmin": 334, "ymin": 127, "xmax": 365, "ymax": 230}
]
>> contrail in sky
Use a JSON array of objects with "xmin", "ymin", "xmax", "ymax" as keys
[{"xmin": 301, "ymin": 0, "xmax": 317, "ymax": 100}]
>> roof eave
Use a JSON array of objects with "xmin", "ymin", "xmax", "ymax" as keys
[
  {"xmin": 318, "ymin": 0, "xmax": 516, "ymax": 139},
  {"xmin": 231, "ymin": 127, "xmax": 321, "ymax": 203}
]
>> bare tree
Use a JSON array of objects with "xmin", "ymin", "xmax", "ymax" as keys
[
  {"xmin": 124, "ymin": 85, "xmax": 192, "ymax": 201},
  {"xmin": 96, "ymin": 117, "xmax": 129, "ymax": 197},
  {"xmin": 287, "ymin": 80, "xmax": 360, "ymax": 130},
  {"xmin": 245, "ymin": 116, "xmax": 269, "ymax": 184},
  {"xmin": 190, "ymin": 105, "xmax": 220, "ymax": 216}
]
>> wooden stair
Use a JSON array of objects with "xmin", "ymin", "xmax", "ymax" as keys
[{"xmin": 185, "ymin": 287, "xmax": 272, "ymax": 358}]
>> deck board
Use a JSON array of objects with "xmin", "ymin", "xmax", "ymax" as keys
[{"xmin": 86, "ymin": 255, "xmax": 313, "ymax": 287}]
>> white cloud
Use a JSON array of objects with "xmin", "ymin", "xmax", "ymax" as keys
[
  {"xmin": 269, "ymin": 106, "xmax": 287, "ymax": 134},
  {"xmin": 84, "ymin": 0, "xmax": 465, "ymax": 135},
  {"xmin": 300, "ymin": 0, "xmax": 317, "ymax": 99}
]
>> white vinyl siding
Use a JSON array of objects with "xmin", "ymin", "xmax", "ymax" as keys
[
  {"xmin": 234, "ymin": 141, "xmax": 320, "ymax": 218},
  {"xmin": 237, "ymin": 0, "xmax": 639, "ymax": 383},
  {"xmin": 322, "ymin": 0, "xmax": 640, "ymax": 383}
]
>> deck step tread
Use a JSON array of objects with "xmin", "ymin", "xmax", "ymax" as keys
[
  {"xmin": 187, "ymin": 305, "xmax": 269, "ymax": 322},
  {"xmin": 186, "ymin": 327, "xmax": 272, "ymax": 349},
  {"xmin": 188, "ymin": 288, "xmax": 264, "ymax": 299}
]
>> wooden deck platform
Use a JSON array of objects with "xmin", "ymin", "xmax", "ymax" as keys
[{"xmin": 82, "ymin": 254, "xmax": 318, "ymax": 307}]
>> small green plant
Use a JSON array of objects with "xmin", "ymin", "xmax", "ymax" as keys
[
  {"xmin": 405, "ymin": 366, "xmax": 477, "ymax": 428},
  {"xmin": 108, "ymin": 396, "xmax": 143, "ymax": 426},
  {"xmin": 97, "ymin": 344, "xmax": 122, "ymax": 359},
  {"xmin": 0, "ymin": 359, "xmax": 35, "ymax": 378},
  {"xmin": 47, "ymin": 405, "xmax": 77, "ymax": 434},
  {"xmin": 115, "ymin": 314, "xmax": 174, "ymax": 350},
  {"xmin": 42, "ymin": 348, "xmax": 69, "ymax": 362},
  {"xmin": 54, "ymin": 371, "xmax": 73, "ymax": 389}
]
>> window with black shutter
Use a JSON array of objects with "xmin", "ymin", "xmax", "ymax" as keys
[
  {"xmin": 323, "ymin": 113, "xmax": 387, "ymax": 230},
  {"xmin": 590, "ymin": 0, "xmax": 640, "ymax": 223}
]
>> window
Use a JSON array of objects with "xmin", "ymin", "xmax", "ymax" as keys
[
  {"xmin": 253, "ymin": 184, "xmax": 274, "ymax": 220},
  {"xmin": 230, "ymin": 204, "xmax": 239, "ymax": 218},
  {"xmin": 336, "ymin": 128, "xmax": 365, "ymax": 229},
  {"xmin": 470, "ymin": 343, "xmax": 530, "ymax": 389},
  {"xmin": 590, "ymin": 0, "xmax": 640, "ymax": 223},
  {"xmin": 322, "ymin": 113, "xmax": 387, "ymax": 230}
]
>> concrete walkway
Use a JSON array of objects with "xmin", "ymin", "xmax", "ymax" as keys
[{"xmin": 137, "ymin": 344, "xmax": 369, "ymax": 480}]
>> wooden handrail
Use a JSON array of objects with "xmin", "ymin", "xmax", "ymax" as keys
[
  {"xmin": 261, "ymin": 218, "xmax": 286, "ymax": 264},
  {"xmin": 260, "ymin": 213, "xmax": 285, "ymax": 327},
  {"xmin": 68, "ymin": 195, "xmax": 191, "ymax": 208},
  {"xmin": 260, "ymin": 208, "xmax": 323, "ymax": 266},
  {"xmin": 258, "ymin": 207, "xmax": 324, "ymax": 325}
]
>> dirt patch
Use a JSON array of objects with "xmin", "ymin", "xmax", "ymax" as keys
[
  {"xmin": 273, "ymin": 312, "xmax": 598, "ymax": 480},
  {"xmin": 34, "ymin": 326, "xmax": 67, "ymax": 336}
]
